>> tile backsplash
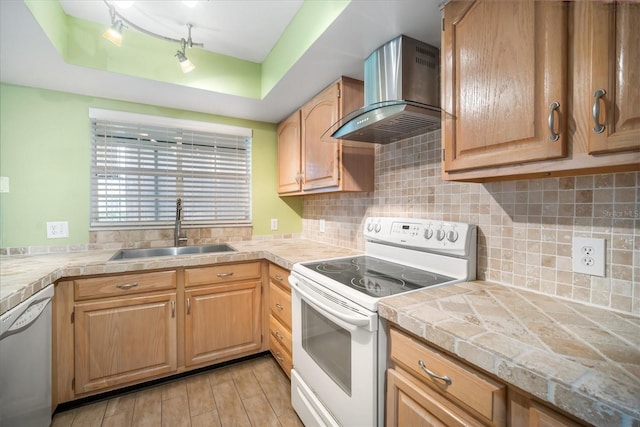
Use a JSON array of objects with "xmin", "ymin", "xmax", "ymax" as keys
[{"xmin": 302, "ymin": 131, "xmax": 639, "ymax": 314}]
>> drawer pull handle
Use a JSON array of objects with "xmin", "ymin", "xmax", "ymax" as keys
[
  {"xmin": 547, "ymin": 101, "xmax": 560, "ymax": 142},
  {"xmin": 171, "ymin": 301, "xmax": 175, "ymax": 318},
  {"xmin": 187, "ymin": 298, "xmax": 191, "ymax": 315},
  {"xmin": 592, "ymin": 88, "xmax": 606, "ymax": 134},
  {"xmin": 116, "ymin": 282, "xmax": 139, "ymax": 290},
  {"xmin": 418, "ymin": 360, "xmax": 452, "ymax": 386},
  {"xmin": 275, "ymin": 274, "xmax": 284, "ymax": 281},
  {"xmin": 275, "ymin": 352, "xmax": 284, "ymax": 362},
  {"xmin": 216, "ymin": 272, "xmax": 234, "ymax": 278},
  {"xmin": 275, "ymin": 303, "xmax": 284, "ymax": 311},
  {"xmin": 275, "ymin": 331, "xmax": 283, "ymax": 340}
]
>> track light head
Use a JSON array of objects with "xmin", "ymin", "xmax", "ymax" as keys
[
  {"xmin": 176, "ymin": 40, "xmax": 196, "ymax": 73},
  {"xmin": 103, "ymin": 20, "xmax": 124, "ymax": 46}
]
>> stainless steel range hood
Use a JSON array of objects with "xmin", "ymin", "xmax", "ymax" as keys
[{"xmin": 328, "ymin": 35, "xmax": 441, "ymax": 144}]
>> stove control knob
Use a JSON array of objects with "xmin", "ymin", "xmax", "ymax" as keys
[
  {"xmin": 367, "ymin": 222, "xmax": 374, "ymax": 232},
  {"xmin": 424, "ymin": 227, "xmax": 433, "ymax": 240},
  {"xmin": 447, "ymin": 230, "xmax": 459, "ymax": 242},
  {"xmin": 374, "ymin": 223, "xmax": 381, "ymax": 233},
  {"xmin": 436, "ymin": 229, "xmax": 446, "ymax": 241}
]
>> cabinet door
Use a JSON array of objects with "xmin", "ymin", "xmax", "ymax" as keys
[
  {"xmin": 386, "ymin": 369, "xmax": 484, "ymax": 427},
  {"xmin": 185, "ymin": 280, "xmax": 262, "ymax": 367},
  {"xmin": 277, "ymin": 110, "xmax": 302, "ymax": 193},
  {"xmin": 301, "ymin": 83, "xmax": 341, "ymax": 190},
  {"xmin": 588, "ymin": 1, "xmax": 640, "ymax": 154},
  {"xmin": 442, "ymin": 0, "xmax": 568, "ymax": 172},
  {"xmin": 74, "ymin": 292, "xmax": 177, "ymax": 394}
]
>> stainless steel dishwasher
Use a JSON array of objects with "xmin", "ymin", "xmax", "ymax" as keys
[{"xmin": 0, "ymin": 284, "xmax": 54, "ymax": 427}]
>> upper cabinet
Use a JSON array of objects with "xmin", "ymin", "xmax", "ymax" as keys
[
  {"xmin": 277, "ymin": 77, "xmax": 375, "ymax": 196},
  {"xmin": 588, "ymin": 1, "xmax": 640, "ymax": 154},
  {"xmin": 442, "ymin": 0, "xmax": 568, "ymax": 172},
  {"xmin": 442, "ymin": 0, "xmax": 640, "ymax": 182},
  {"xmin": 277, "ymin": 111, "xmax": 302, "ymax": 194}
]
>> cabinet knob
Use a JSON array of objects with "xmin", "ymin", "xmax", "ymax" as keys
[
  {"xmin": 275, "ymin": 303, "xmax": 284, "ymax": 311},
  {"xmin": 275, "ymin": 274, "xmax": 284, "ymax": 281},
  {"xmin": 592, "ymin": 89, "xmax": 606, "ymax": 134}
]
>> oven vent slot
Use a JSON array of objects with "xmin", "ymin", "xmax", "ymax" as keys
[{"xmin": 304, "ymin": 279, "xmax": 368, "ymax": 316}]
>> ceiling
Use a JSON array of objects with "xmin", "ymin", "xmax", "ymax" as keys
[{"xmin": 0, "ymin": 0, "xmax": 443, "ymax": 124}]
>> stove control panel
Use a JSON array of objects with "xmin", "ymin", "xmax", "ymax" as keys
[{"xmin": 364, "ymin": 217, "xmax": 475, "ymax": 256}]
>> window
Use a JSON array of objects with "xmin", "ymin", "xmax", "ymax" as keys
[{"xmin": 89, "ymin": 109, "xmax": 252, "ymax": 228}]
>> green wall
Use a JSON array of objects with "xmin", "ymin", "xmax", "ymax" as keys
[{"xmin": 0, "ymin": 83, "xmax": 303, "ymax": 248}]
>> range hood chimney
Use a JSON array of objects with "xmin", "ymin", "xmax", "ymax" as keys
[{"xmin": 328, "ymin": 35, "xmax": 441, "ymax": 144}]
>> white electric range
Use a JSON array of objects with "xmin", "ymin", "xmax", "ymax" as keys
[{"xmin": 288, "ymin": 217, "xmax": 477, "ymax": 427}]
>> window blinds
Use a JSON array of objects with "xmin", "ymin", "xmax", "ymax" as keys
[{"xmin": 90, "ymin": 118, "xmax": 251, "ymax": 228}]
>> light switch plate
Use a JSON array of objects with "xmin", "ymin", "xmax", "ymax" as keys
[{"xmin": 572, "ymin": 237, "xmax": 605, "ymax": 277}]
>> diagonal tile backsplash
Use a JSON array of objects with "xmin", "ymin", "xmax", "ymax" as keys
[{"xmin": 302, "ymin": 130, "xmax": 639, "ymax": 314}]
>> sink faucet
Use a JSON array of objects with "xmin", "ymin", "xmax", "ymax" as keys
[{"xmin": 174, "ymin": 198, "xmax": 187, "ymax": 247}]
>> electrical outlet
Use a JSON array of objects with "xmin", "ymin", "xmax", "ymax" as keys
[
  {"xmin": 319, "ymin": 219, "xmax": 326, "ymax": 233},
  {"xmin": 0, "ymin": 177, "xmax": 9, "ymax": 193},
  {"xmin": 270, "ymin": 218, "xmax": 278, "ymax": 231},
  {"xmin": 572, "ymin": 237, "xmax": 605, "ymax": 277},
  {"xmin": 46, "ymin": 221, "xmax": 69, "ymax": 239}
]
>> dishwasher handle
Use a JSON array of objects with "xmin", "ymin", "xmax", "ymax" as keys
[{"xmin": 0, "ymin": 285, "xmax": 54, "ymax": 339}]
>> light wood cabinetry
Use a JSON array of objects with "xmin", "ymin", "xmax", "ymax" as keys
[
  {"xmin": 509, "ymin": 390, "xmax": 586, "ymax": 427},
  {"xmin": 53, "ymin": 261, "xmax": 266, "ymax": 406},
  {"xmin": 74, "ymin": 292, "xmax": 177, "ymax": 394},
  {"xmin": 387, "ymin": 327, "xmax": 588, "ymax": 427},
  {"xmin": 277, "ymin": 77, "xmax": 375, "ymax": 195},
  {"xmin": 387, "ymin": 327, "xmax": 506, "ymax": 426},
  {"xmin": 69, "ymin": 271, "xmax": 178, "ymax": 395},
  {"xmin": 277, "ymin": 110, "xmax": 302, "ymax": 193},
  {"xmin": 268, "ymin": 263, "xmax": 293, "ymax": 376},
  {"xmin": 442, "ymin": 0, "xmax": 568, "ymax": 172},
  {"xmin": 184, "ymin": 262, "xmax": 262, "ymax": 367},
  {"xmin": 587, "ymin": 1, "xmax": 640, "ymax": 154},
  {"xmin": 441, "ymin": 0, "xmax": 639, "ymax": 182},
  {"xmin": 387, "ymin": 368, "xmax": 484, "ymax": 427}
]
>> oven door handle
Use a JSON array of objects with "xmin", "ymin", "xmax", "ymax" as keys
[{"xmin": 290, "ymin": 278, "xmax": 373, "ymax": 331}]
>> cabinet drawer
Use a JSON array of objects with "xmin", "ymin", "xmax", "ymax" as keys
[
  {"xmin": 269, "ymin": 281, "xmax": 292, "ymax": 328},
  {"xmin": 74, "ymin": 270, "xmax": 176, "ymax": 300},
  {"xmin": 270, "ymin": 332, "xmax": 292, "ymax": 378},
  {"xmin": 269, "ymin": 264, "xmax": 290, "ymax": 288},
  {"xmin": 269, "ymin": 314, "xmax": 292, "ymax": 355},
  {"xmin": 390, "ymin": 328, "xmax": 506, "ymax": 426},
  {"xmin": 185, "ymin": 261, "xmax": 261, "ymax": 287}
]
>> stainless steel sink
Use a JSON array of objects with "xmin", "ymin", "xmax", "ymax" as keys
[{"xmin": 109, "ymin": 244, "xmax": 236, "ymax": 261}]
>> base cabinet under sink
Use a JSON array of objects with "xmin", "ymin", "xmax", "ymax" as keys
[{"xmin": 53, "ymin": 261, "xmax": 267, "ymax": 407}]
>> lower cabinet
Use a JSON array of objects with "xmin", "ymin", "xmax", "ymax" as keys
[
  {"xmin": 387, "ymin": 327, "xmax": 588, "ymax": 427},
  {"xmin": 387, "ymin": 327, "xmax": 506, "ymax": 427},
  {"xmin": 268, "ymin": 263, "xmax": 293, "ymax": 376},
  {"xmin": 509, "ymin": 390, "xmax": 585, "ymax": 427},
  {"xmin": 185, "ymin": 280, "xmax": 262, "ymax": 367},
  {"xmin": 53, "ymin": 261, "xmax": 266, "ymax": 406},
  {"xmin": 74, "ymin": 292, "xmax": 177, "ymax": 394},
  {"xmin": 387, "ymin": 368, "xmax": 485, "ymax": 427}
]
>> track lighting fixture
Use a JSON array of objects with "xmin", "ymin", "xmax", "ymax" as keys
[
  {"xmin": 176, "ymin": 35, "xmax": 196, "ymax": 73},
  {"xmin": 102, "ymin": 1, "xmax": 203, "ymax": 73}
]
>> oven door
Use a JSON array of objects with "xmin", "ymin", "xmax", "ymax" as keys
[{"xmin": 289, "ymin": 271, "xmax": 379, "ymax": 427}]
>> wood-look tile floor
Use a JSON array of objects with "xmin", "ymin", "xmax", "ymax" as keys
[{"xmin": 51, "ymin": 355, "xmax": 304, "ymax": 427}]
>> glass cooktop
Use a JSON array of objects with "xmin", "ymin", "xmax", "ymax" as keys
[{"xmin": 301, "ymin": 255, "xmax": 456, "ymax": 298}]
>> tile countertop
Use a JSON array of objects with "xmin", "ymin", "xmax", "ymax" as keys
[
  {"xmin": 379, "ymin": 281, "xmax": 640, "ymax": 426},
  {"xmin": 0, "ymin": 238, "xmax": 361, "ymax": 316}
]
